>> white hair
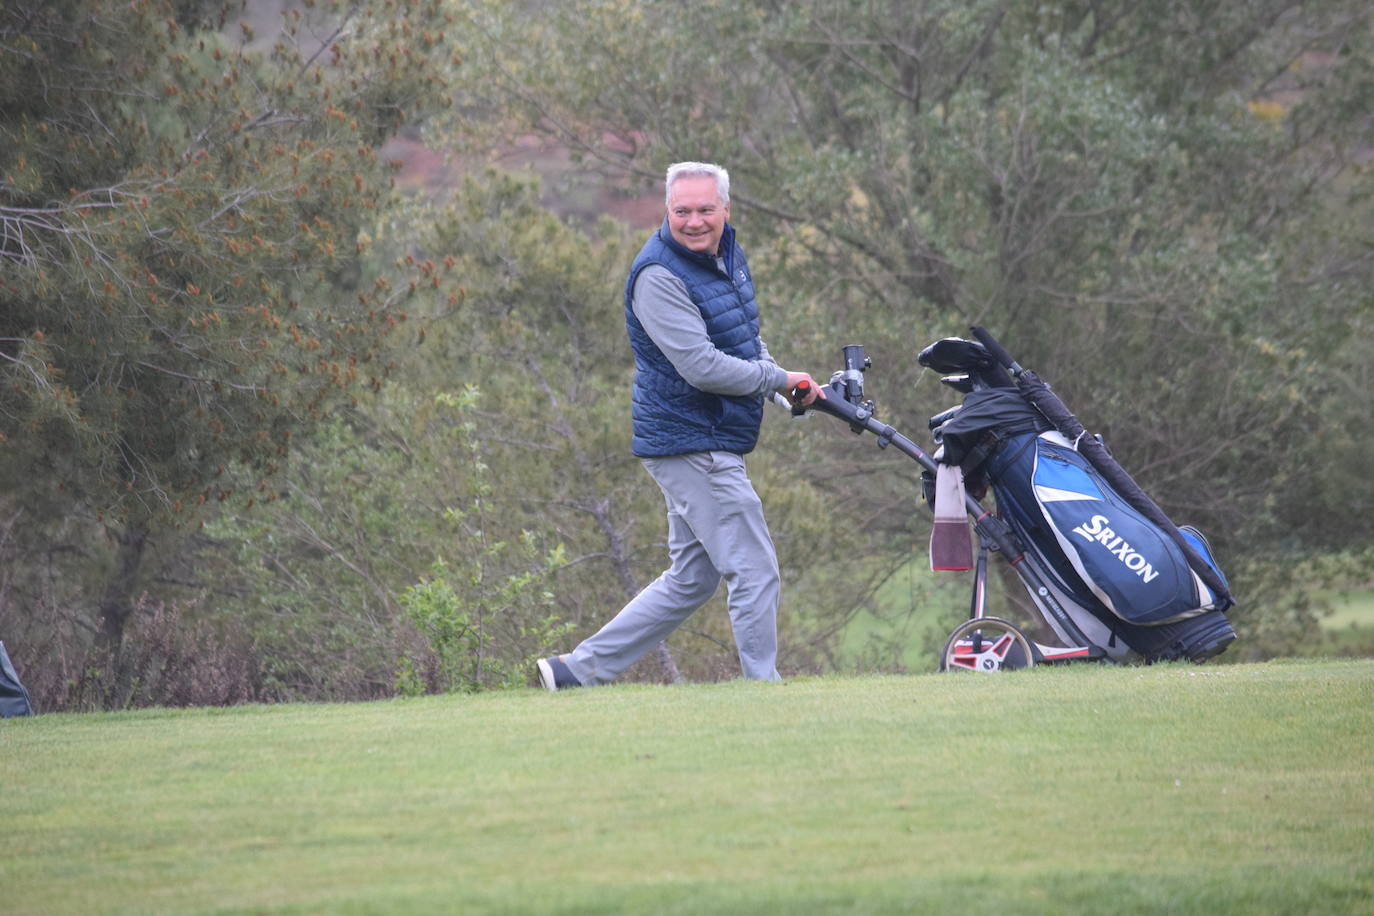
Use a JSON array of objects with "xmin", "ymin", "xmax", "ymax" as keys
[{"xmin": 665, "ymin": 161, "xmax": 730, "ymax": 207}]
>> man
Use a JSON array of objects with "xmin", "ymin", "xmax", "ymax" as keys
[{"xmin": 537, "ymin": 161, "xmax": 822, "ymax": 691}]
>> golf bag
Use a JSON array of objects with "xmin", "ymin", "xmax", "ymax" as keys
[
  {"xmin": 1, "ymin": 640, "xmax": 35, "ymax": 717},
  {"xmin": 920, "ymin": 333, "xmax": 1236, "ymax": 663}
]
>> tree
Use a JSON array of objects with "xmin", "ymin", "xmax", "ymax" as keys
[{"xmin": 0, "ymin": 0, "xmax": 457, "ymax": 687}]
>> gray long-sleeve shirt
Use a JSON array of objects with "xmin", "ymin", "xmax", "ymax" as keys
[{"xmin": 632, "ymin": 264, "xmax": 789, "ymax": 399}]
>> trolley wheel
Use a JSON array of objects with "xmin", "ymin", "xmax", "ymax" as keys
[{"xmin": 939, "ymin": 617, "xmax": 1036, "ymax": 673}]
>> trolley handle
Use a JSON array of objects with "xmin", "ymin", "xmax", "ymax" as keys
[{"xmin": 789, "ymin": 379, "xmax": 813, "ymax": 416}]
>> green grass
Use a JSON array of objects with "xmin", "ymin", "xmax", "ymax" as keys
[{"xmin": 4, "ymin": 661, "xmax": 1372, "ymax": 915}]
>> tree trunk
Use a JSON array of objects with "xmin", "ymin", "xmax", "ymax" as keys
[
  {"xmin": 653, "ymin": 642, "xmax": 684, "ymax": 685},
  {"xmin": 96, "ymin": 523, "xmax": 150, "ymax": 654},
  {"xmin": 94, "ymin": 522, "xmax": 150, "ymax": 708}
]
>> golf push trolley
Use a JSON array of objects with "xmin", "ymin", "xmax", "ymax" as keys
[{"xmin": 785, "ymin": 328, "xmax": 1237, "ymax": 674}]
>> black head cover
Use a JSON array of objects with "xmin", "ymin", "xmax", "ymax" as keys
[
  {"xmin": 918, "ymin": 338, "xmax": 1014, "ymax": 387},
  {"xmin": 918, "ymin": 338, "xmax": 992, "ymax": 373}
]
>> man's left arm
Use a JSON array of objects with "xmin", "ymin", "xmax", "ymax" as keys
[{"xmin": 758, "ymin": 337, "xmax": 778, "ymax": 369}]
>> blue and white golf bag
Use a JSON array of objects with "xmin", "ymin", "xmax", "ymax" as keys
[
  {"xmin": 982, "ymin": 429, "xmax": 1236, "ymax": 662},
  {"xmin": 930, "ymin": 364, "xmax": 1237, "ymax": 664}
]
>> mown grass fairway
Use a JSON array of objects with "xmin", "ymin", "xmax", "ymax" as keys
[{"xmin": 3, "ymin": 660, "xmax": 1372, "ymax": 915}]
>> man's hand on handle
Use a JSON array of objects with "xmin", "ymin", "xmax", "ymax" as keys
[{"xmin": 782, "ymin": 372, "xmax": 825, "ymax": 407}]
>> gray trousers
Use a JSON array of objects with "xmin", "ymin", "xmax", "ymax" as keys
[{"xmin": 565, "ymin": 451, "xmax": 781, "ymax": 685}]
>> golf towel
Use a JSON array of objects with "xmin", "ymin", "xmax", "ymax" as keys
[{"xmin": 930, "ymin": 463, "xmax": 973, "ymax": 571}]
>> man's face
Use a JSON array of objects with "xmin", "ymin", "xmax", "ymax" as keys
[{"xmin": 667, "ymin": 175, "xmax": 730, "ymax": 255}]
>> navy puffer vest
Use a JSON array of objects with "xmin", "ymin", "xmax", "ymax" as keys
[{"xmin": 625, "ymin": 221, "xmax": 764, "ymax": 457}]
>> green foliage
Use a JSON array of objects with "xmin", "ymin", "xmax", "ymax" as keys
[
  {"xmin": 194, "ymin": 414, "xmax": 418, "ymax": 702},
  {"xmin": 398, "ymin": 552, "xmax": 572, "ymax": 694},
  {"xmin": 0, "ymin": 0, "xmax": 459, "ymax": 662},
  {"xmin": 179, "ymin": 175, "xmax": 637, "ymax": 701},
  {"xmin": 395, "ymin": 387, "xmax": 574, "ymax": 694},
  {"xmin": 2, "ymin": 0, "xmax": 454, "ymax": 521}
]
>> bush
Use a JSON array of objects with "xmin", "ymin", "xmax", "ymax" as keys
[{"xmin": 24, "ymin": 597, "xmax": 260, "ymax": 712}]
